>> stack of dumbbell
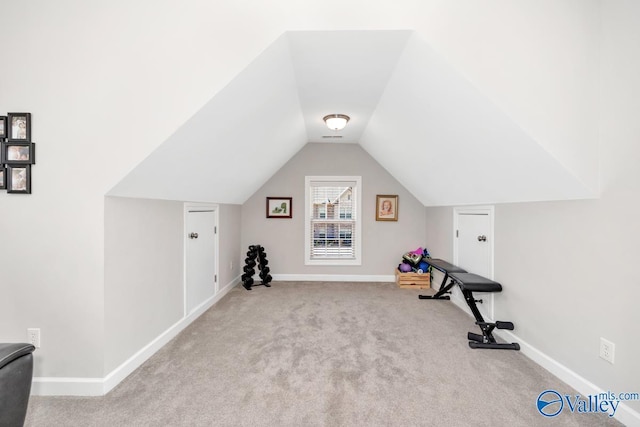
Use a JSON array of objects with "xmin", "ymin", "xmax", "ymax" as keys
[
  {"xmin": 241, "ymin": 246, "xmax": 258, "ymax": 290},
  {"xmin": 256, "ymin": 245, "xmax": 272, "ymax": 287},
  {"xmin": 242, "ymin": 245, "xmax": 272, "ymax": 290}
]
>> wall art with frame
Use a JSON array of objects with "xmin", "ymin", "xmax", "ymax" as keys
[
  {"xmin": 0, "ymin": 116, "xmax": 7, "ymax": 139},
  {"xmin": 7, "ymin": 112, "xmax": 31, "ymax": 142},
  {"xmin": 266, "ymin": 197, "xmax": 292, "ymax": 218},
  {"xmin": 7, "ymin": 165, "xmax": 31, "ymax": 194},
  {"xmin": 1, "ymin": 112, "xmax": 35, "ymax": 194},
  {"xmin": 2, "ymin": 142, "xmax": 36, "ymax": 165},
  {"xmin": 376, "ymin": 194, "xmax": 398, "ymax": 221}
]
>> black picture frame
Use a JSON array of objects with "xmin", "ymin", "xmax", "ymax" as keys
[
  {"xmin": 7, "ymin": 165, "xmax": 31, "ymax": 194},
  {"xmin": 0, "ymin": 166, "xmax": 6, "ymax": 190},
  {"xmin": 0, "ymin": 116, "xmax": 7, "ymax": 139},
  {"xmin": 2, "ymin": 142, "xmax": 35, "ymax": 165},
  {"xmin": 266, "ymin": 197, "xmax": 293, "ymax": 218},
  {"xmin": 7, "ymin": 112, "xmax": 31, "ymax": 142}
]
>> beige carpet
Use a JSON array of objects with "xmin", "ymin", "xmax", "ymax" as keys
[{"xmin": 25, "ymin": 282, "xmax": 622, "ymax": 426}]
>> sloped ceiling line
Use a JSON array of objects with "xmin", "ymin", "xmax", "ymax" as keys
[{"xmin": 109, "ymin": 30, "xmax": 596, "ymax": 207}]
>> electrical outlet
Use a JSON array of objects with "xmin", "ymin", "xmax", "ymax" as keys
[
  {"xmin": 600, "ymin": 337, "xmax": 615, "ymax": 364},
  {"xmin": 27, "ymin": 328, "xmax": 41, "ymax": 348}
]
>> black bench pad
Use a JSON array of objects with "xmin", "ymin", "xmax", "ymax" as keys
[
  {"xmin": 426, "ymin": 259, "xmax": 467, "ymax": 274},
  {"xmin": 449, "ymin": 273, "xmax": 502, "ymax": 293}
]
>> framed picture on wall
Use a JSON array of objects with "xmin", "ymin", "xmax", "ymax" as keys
[
  {"xmin": 7, "ymin": 165, "xmax": 31, "ymax": 194},
  {"xmin": 0, "ymin": 166, "xmax": 6, "ymax": 190},
  {"xmin": 266, "ymin": 197, "xmax": 292, "ymax": 218},
  {"xmin": 7, "ymin": 112, "xmax": 31, "ymax": 142},
  {"xmin": 376, "ymin": 195, "xmax": 398, "ymax": 221},
  {"xmin": 2, "ymin": 142, "xmax": 35, "ymax": 165},
  {"xmin": 0, "ymin": 116, "xmax": 7, "ymax": 139}
]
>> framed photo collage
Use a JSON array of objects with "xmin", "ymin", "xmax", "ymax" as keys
[{"xmin": 0, "ymin": 113, "xmax": 35, "ymax": 194}]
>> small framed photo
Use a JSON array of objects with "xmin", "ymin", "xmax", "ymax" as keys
[
  {"xmin": 7, "ymin": 165, "xmax": 31, "ymax": 194},
  {"xmin": 0, "ymin": 116, "xmax": 7, "ymax": 139},
  {"xmin": 266, "ymin": 197, "xmax": 292, "ymax": 218},
  {"xmin": 2, "ymin": 142, "xmax": 35, "ymax": 164},
  {"xmin": 7, "ymin": 112, "xmax": 31, "ymax": 141},
  {"xmin": 0, "ymin": 166, "xmax": 6, "ymax": 190},
  {"xmin": 376, "ymin": 195, "xmax": 398, "ymax": 221}
]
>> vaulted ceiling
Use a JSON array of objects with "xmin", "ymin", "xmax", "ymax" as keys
[{"xmin": 108, "ymin": 30, "xmax": 597, "ymax": 206}]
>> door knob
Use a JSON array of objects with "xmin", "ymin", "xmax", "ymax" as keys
[
  {"xmin": 189, "ymin": 232, "xmax": 199, "ymax": 239},
  {"xmin": 477, "ymin": 235, "xmax": 487, "ymax": 242}
]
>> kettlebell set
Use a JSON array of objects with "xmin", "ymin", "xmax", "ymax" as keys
[{"xmin": 242, "ymin": 245, "xmax": 272, "ymax": 290}]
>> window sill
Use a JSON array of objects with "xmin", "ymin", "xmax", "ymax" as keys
[{"xmin": 305, "ymin": 258, "xmax": 362, "ymax": 266}]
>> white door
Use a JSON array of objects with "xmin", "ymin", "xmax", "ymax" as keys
[
  {"xmin": 185, "ymin": 206, "xmax": 218, "ymax": 316},
  {"xmin": 454, "ymin": 207, "xmax": 494, "ymax": 321}
]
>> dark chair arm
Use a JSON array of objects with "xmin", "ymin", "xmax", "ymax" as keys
[{"xmin": 0, "ymin": 343, "xmax": 36, "ymax": 369}]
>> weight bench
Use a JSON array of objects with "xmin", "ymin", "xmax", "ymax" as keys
[
  {"xmin": 418, "ymin": 258, "xmax": 467, "ymax": 300},
  {"xmin": 449, "ymin": 272, "xmax": 520, "ymax": 350}
]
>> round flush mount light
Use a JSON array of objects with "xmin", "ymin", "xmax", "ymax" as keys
[{"xmin": 323, "ymin": 114, "xmax": 350, "ymax": 131}]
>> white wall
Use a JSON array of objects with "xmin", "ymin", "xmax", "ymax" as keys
[
  {"xmin": 218, "ymin": 204, "xmax": 243, "ymax": 287},
  {"xmin": 424, "ymin": 1, "xmax": 640, "ymax": 416},
  {"xmin": 104, "ymin": 197, "xmax": 184, "ymax": 373},
  {"xmin": 361, "ymin": 32, "xmax": 594, "ymax": 206},
  {"xmin": 0, "ymin": 0, "xmax": 304, "ymax": 380},
  {"xmin": 420, "ymin": 0, "xmax": 601, "ymax": 193},
  {"xmin": 241, "ymin": 143, "xmax": 426, "ymax": 277},
  {"xmin": 0, "ymin": 0, "xmax": 611, "ymax": 387}
]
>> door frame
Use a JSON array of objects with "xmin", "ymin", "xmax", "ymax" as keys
[
  {"xmin": 452, "ymin": 205, "xmax": 495, "ymax": 279},
  {"xmin": 453, "ymin": 205, "xmax": 495, "ymax": 320},
  {"xmin": 183, "ymin": 202, "xmax": 219, "ymax": 317}
]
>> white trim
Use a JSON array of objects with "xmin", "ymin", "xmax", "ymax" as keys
[
  {"xmin": 31, "ymin": 377, "xmax": 104, "ymax": 396},
  {"xmin": 449, "ymin": 300, "xmax": 640, "ymax": 426},
  {"xmin": 493, "ymin": 329, "xmax": 640, "ymax": 426},
  {"xmin": 453, "ymin": 205, "xmax": 495, "ymax": 278},
  {"xmin": 31, "ymin": 277, "xmax": 640, "ymax": 426},
  {"xmin": 102, "ymin": 277, "xmax": 235, "ymax": 394},
  {"xmin": 304, "ymin": 176, "xmax": 362, "ymax": 266},
  {"xmin": 31, "ymin": 276, "xmax": 239, "ymax": 396},
  {"xmin": 272, "ymin": 274, "xmax": 394, "ymax": 282},
  {"xmin": 184, "ymin": 202, "xmax": 219, "ymax": 316},
  {"xmin": 453, "ymin": 205, "xmax": 495, "ymax": 320}
]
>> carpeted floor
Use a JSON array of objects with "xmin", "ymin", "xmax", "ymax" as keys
[{"xmin": 25, "ymin": 282, "xmax": 622, "ymax": 426}]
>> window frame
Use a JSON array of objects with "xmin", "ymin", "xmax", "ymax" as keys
[{"xmin": 304, "ymin": 176, "xmax": 362, "ymax": 266}]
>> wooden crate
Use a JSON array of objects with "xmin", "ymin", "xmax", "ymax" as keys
[{"xmin": 395, "ymin": 270, "xmax": 430, "ymax": 289}]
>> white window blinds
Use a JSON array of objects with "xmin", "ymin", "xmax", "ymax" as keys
[{"xmin": 305, "ymin": 176, "xmax": 361, "ymax": 265}]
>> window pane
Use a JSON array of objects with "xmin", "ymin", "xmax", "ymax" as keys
[
  {"xmin": 311, "ymin": 220, "xmax": 355, "ymax": 258},
  {"xmin": 311, "ymin": 186, "xmax": 353, "ymax": 220},
  {"xmin": 306, "ymin": 177, "xmax": 360, "ymax": 265}
]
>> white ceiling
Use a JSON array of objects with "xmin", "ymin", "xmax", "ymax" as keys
[
  {"xmin": 360, "ymin": 33, "xmax": 593, "ymax": 205},
  {"xmin": 288, "ymin": 30, "xmax": 411, "ymax": 143},
  {"xmin": 108, "ymin": 30, "xmax": 596, "ymax": 206}
]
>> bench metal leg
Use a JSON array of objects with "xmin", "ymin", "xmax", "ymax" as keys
[
  {"xmin": 462, "ymin": 289, "xmax": 520, "ymax": 351},
  {"xmin": 419, "ymin": 272, "xmax": 453, "ymax": 300}
]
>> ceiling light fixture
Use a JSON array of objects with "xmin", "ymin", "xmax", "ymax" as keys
[{"xmin": 323, "ymin": 114, "xmax": 350, "ymax": 131}]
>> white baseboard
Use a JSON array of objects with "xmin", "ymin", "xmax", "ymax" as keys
[
  {"xmin": 449, "ymin": 296, "xmax": 640, "ymax": 426},
  {"xmin": 31, "ymin": 276, "xmax": 240, "ymax": 397},
  {"xmin": 31, "ymin": 275, "xmax": 640, "ymax": 425},
  {"xmin": 494, "ymin": 329, "xmax": 640, "ymax": 426},
  {"xmin": 272, "ymin": 274, "xmax": 395, "ymax": 282},
  {"xmin": 30, "ymin": 376, "xmax": 104, "ymax": 396}
]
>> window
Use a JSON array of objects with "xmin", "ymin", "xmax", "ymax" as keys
[{"xmin": 305, "ymin": 176, "xmax": 362, "ymax": 265}]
